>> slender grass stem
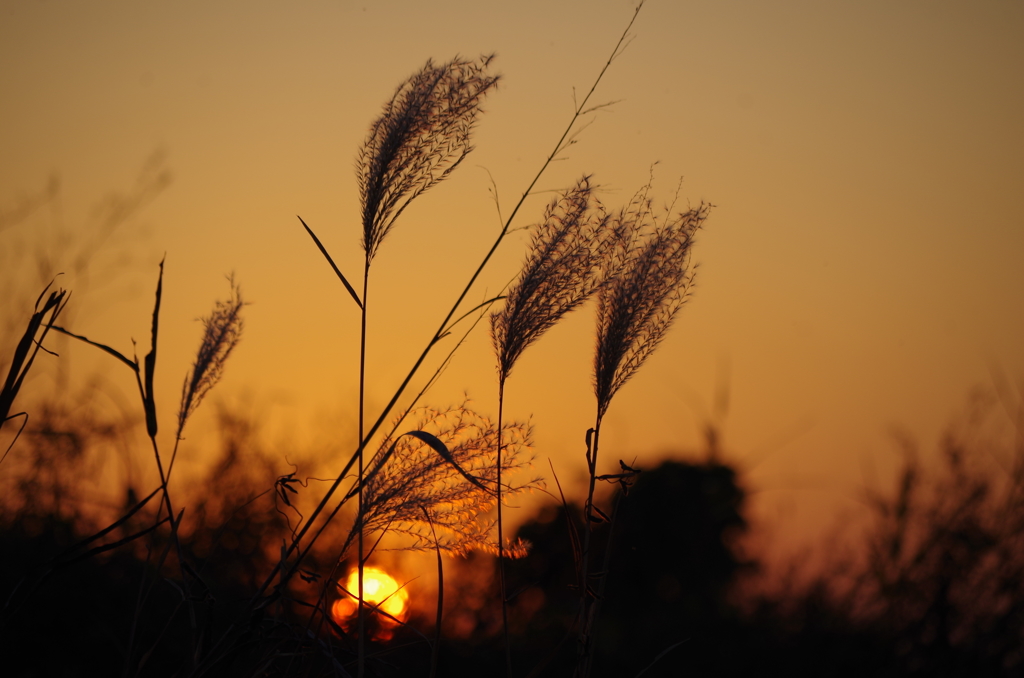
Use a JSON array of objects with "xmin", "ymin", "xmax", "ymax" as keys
[
  {"xmin": 497, "ymin": 378, "xmax": 512, "ymax": 678},
  {"xmin": 357, "ymin": 260, "xmax": 370, "ymax": 678},
  {"xmin": 425, "ymin": 508, "xmax": 444, "ymax": 678},
  {"xmin": 575, "ymin": 418, "xmax": 603, "ymax": 678},
  {"xmin": 142, "ymin": 397, "xmax": 201, "ymax": 667},
  {"xmin": 580, "ymin": 470, "xmax": 622, "ymax": 678}
]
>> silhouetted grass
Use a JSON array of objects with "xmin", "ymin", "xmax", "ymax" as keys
[
  {"xmin": 2, "ymin": 4, "xmax": 671, "ymax": 674},
  {"xmin": 3, "ymin": 347, "xmax": 1024, "ymax": 677},
  {"xmin": 6, "ymin": 0, "xmax": 1023, "ymax": 675}
]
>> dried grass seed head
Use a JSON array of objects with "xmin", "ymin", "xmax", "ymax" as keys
[
  {"xmin": 594, "ymin": 194, "xmax": 710, "ymax": 419},
  {"xmin": 491, "ymin": 175, "xmax": 610, "ymax": 384},
  {"xmin": 357, "ymin": 402, "xmax": 539, "ymax": 556},
  {"xmin": 177, "ymin": 277, "xmax": 245, "ymax": 436},
  {"xmin": 357, "ymin": 55, "xmax": 500, "ymax": 262}
]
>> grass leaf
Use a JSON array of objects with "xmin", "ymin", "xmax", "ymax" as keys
[
  {"xmin": 51, "ymin": 325, "xmax": 138, "ymax": 372},
  {"xmin": 297, "ymin": 215, "xmax": 362, "ymax": 309},
  {"xmin": 405, "ymin": 429, "xmax": 491, "ymax": 494},
  {"xmin": 143, "ymin": 258, "xmax": 164, "ymax": 438}
]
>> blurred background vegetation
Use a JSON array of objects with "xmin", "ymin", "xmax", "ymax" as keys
[
  {"xmin": 2, "ymin": 102, "xmax": 1022, "ymax": 674},
  {"xmin": 2, "ymin": 315, "xmax": 1021, "ymax": 676}
]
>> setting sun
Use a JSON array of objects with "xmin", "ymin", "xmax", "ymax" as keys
[{"xmin": 330, "ymin": 567, "xmax": 410, "ymax": 641}]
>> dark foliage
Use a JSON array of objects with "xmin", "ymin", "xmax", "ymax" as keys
[{"xmin": 3, "ymin": 413, "xmax": 1024, "ymax": 676}]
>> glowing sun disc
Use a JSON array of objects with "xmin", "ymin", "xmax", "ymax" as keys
[{"xmin": 331, "ymin": 566, "xmax": 409, "ymax": 627}]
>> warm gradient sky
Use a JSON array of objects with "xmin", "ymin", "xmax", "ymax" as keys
[{"xmin": 2, "ymin": 0, "xmax": 1023, "ymax": 563}]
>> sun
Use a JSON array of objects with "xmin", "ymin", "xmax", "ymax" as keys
[{"xmin": 330, "ymin": 566, "xmax": 410, "ymax": 641}]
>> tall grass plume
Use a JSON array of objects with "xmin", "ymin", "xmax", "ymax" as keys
[
  {"xmin": 355, "ymin": 402, "xmax": 537, "ymax": 558},
  {"xmin": 594, "ymin": 188, "xmax": 711, "ymax": 419},
  {"xmin": 177, "ymin": 276, "xmax": 245, "ymax": 438},
  {"xmin": 491, "ymin": 175, "xmax": 610, "ymax": 384},
  {"xmin": 358, "ymin": 55, "xmax": 500, "ymax": 262}
]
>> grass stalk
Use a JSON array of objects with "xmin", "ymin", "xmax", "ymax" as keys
[
  {"xmin": 579, "ymin": 448, "xmax": 625, "ymax": 678},
  {"xmin": 574, "ymin": 166, "xmax": 709, "ymax": 676},
  {"xmin": 424, "ymin": 508, "xmax": 444, "ymax": 678},
  {"xmin": 574, "ymin": 420, "xmax": 602, "ymax": 677},
  {"xmin": 496, "ymin": 378, "xmax": 512, "ymax": 678},
  {"xmin": 357, "ymin": 259, "xmax": 370, "ymax": 678}
]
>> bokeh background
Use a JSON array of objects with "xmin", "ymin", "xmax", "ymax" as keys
[{"xmin": 3, "ymin": 0, "xmax": 1023, "ymax": 572}]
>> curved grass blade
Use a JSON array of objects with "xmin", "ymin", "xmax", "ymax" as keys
[
  {"xmin": 353, "ymin": 429, "xmax": 493, "ymax": 503},
  {"xmin": 405, "ymin": 429, "xmax": 491, "ymax": 493},
  {"xmin": 51, "ymin": 326, "xmax": 138, "ymax": 372},
  {"xmin": 440, "ymin": 295, "xmax": 505, "ymax": 337},
  {"xmin": 0, "ymin": 412, "xmax": 27, "ymax": 466},
  {"xmin": 633, "ymin": 638, "xmax": 689, "ymax": 678},
  {"xmin": 143, "ymin": 258, "xmax": 164, "ymax": 437},
  {"xmin": 51, "ymin": 486, "xmax": 161, "ymax": 562},
  {"xmin": 297, "ymin": 215, "xmax": 362, "ymax": 310}
]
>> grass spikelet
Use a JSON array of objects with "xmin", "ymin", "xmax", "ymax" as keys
[
  {"xmin": 594, "ymin": 189, "xmax": 710, "ymax": 419},
  {"xmin": 177, "ymin": 276, "xmax": 245, "ymax": 437},
  {"xmin": 490, "ymin": 175, "xmax": 609, "ymax": 384},
  {"xmin": 476, "ymin": 537, "xmax": 531, "ymax": 560},
  {"xmin": 354, "ymin": 402, "xmax": 538, "ymax": 556},
  {"xmin": 357, "ymin": 54, "xmax": 500, "ymax": 262}
]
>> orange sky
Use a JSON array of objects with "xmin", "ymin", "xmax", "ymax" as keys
[{"xmin": 2, "ymin": 0, "xmax": 1023, "ymax": 565}]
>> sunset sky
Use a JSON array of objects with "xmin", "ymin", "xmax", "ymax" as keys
[{"xmin": 2, "ymin": 0, "xmax": 1022, "ymax": 564}]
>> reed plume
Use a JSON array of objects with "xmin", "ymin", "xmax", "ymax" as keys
[
  {"xmin": 357, "ymin": 54, "xmax": 500, "ymax": 262},
  {"xmin": 177, "ymin": 276, "xmax": 245, "ymax": 437},
  {"xmin": 490, "ymin": 175, "xmax": 610, "ymax": 384},
  {"xmin": 351, "ymin": 402, "xmax": 537, "ymax": 558},
  {"xmin": 594, "ymin": 191, "xmax": 710, "ymax": 419}
]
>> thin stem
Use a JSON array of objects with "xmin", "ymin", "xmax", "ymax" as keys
[
  {"xmin": 497, "ymin": 377, "xmax": 512, "ymax": 678},
  {"xmin": 132, "ymin": 364, "xmax": 175, "ymax": 525},
  {"xmin": 146, "ymin": 432, "xmax": 200, "ymax": 665},
  {"xmin": 581, "ymin": 477, "xmax": 623, "ymax": 678},
  {"xmin": 165, "ymin": 435, "xmax": 186, "ymax": 494},
  {"xmin": 425, "ymin": 508, "xmax": 444, "ymax": 678},
  {"xmin": 358, "ymin": 259, "xmax": 370, "ymax": 678},
  {"xmin": 575, "ymin": 417, "xmax": 603, "ymax": 678}
]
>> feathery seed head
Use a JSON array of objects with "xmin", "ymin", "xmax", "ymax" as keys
[
  {"xmin": 177, "ymin": 277, "xmax": 245, "ymax": 437},
  {"xmin": 490, "ymin": 175, "xmax": 611, "ymax": 384},
  {"xmin": 594, "ymin": 189, "xmax": 710, "ymax": 419},
  {"xmin": 357, "ymin": 55, "xmax": 500, "ymax": 262},
  {"xmin": 355, "ymin": 402, "xmax": 539, "ymax": 556}
]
